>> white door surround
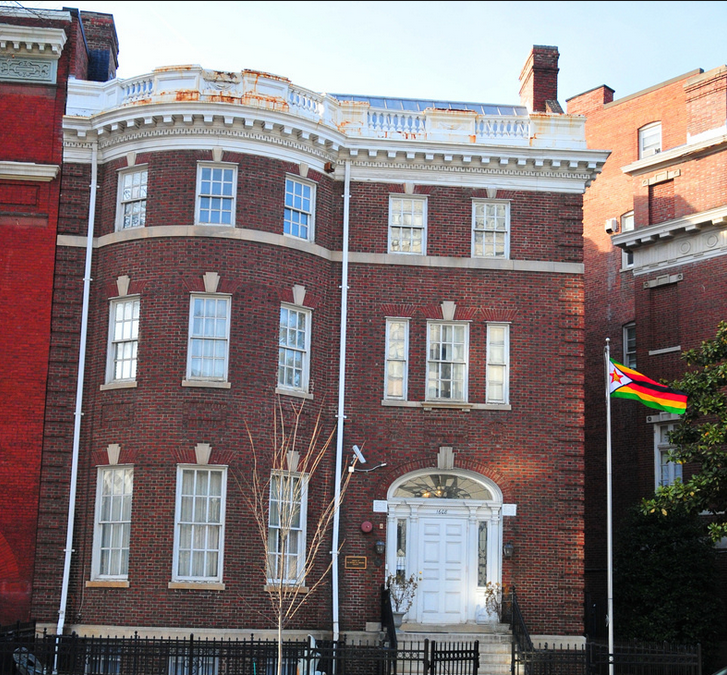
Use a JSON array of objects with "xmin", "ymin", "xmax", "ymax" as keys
[{"xmin": 386, "ymin": 469, "xmax": 504, "ymax": 625}]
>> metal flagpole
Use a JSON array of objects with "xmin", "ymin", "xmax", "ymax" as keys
[{"xmin": 604, "ymin": 339, "xmax": 615, "ymax": 675}]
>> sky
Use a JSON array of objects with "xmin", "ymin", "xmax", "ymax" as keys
[{"xmin": 8, "ymin": 1, "xmax": 727, "ymax": 108}]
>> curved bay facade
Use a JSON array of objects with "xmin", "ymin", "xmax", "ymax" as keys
[{"xmin": 34, "ymin": 55, "xmax": 609, "ymax": 640}]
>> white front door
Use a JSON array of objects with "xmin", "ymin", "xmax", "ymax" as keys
[{"xmin": 417, "ymin": 517, "xmax": 467, "ymax": 624}]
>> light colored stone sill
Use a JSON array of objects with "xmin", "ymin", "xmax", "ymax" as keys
[
  {"xmin": 381, "ymin": 400, "xmax": 511, "ymax": 411},
  {"xmin": 86, "ymin": 580, "xmax": 129, "ymax": 588},
  {"xmin": 264, "ymin": 584, "xmax": 309, "ymax": 594},
  {"xmin": 100, "ymin": 380, "xmax": 137, "ymax": 391},
  {"xmin": 181, "ymin": 379, "xmax": 231, "ymax": 389},
  {"xmin": 168, "ymin": 581, "xmax": 225, "ymax": 591},
  {"xmin": 275, "ymin": 387, "xmax": 313, "ymax": 400}
]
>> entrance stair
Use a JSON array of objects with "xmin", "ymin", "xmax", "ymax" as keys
[{"xmin": 396, "ymin": 622, "xmax": 512, "ymax": 675}]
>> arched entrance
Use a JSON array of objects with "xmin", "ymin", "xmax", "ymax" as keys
[{"xmin": 386, "ymin": 469, "xmax": 503, "ymax": 625}]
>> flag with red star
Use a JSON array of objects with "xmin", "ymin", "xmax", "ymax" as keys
[{"xmin": 608, "ymin": 359, "xmax": 687, "ymax": 414}]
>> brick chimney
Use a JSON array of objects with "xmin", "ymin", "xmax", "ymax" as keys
[{"xmin": 519, "ymin": 45, "xmax": 560, "ymax": 113}]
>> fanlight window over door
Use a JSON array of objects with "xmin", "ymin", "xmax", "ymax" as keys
[{"xmin": 392, "ymin": 473, "xmax": 492, "ymax": 500}]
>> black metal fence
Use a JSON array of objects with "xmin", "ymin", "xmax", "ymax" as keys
[
  {"xmin": 0, "ymin": 628, "xmax": 480, "ymax": 675},
  {"xmin": 511, "ymin": 640, "xmax": 702, "ymax": 675}
]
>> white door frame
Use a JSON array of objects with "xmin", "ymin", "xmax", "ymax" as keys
[{"xmin": 386, "ymin": 468, "xmax": 503, "ymax": 625}]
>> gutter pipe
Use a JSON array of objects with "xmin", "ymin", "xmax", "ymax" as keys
[
  {"xmin": 56, "ymin": 140, "xmax": 98, "ymax": 642},
  {"xmin": 331, "ymin": 160, "xmax": 351, "ymax": 642}
]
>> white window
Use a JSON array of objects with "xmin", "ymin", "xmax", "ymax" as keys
[
  {"xmin": 427, "ymin": 322, "xmax": 468, "ymax": 402},
  {"xmin": 173, "ymin": 466, "xmax": 226, "ymax": 582},
  {"xmin": 655, "ymin": 423, "xmax": 682, "ymax": 488},
  {"xmin": 92, "ymin": 466, "xmax": 133, "ymax": 580},
  {"xmin": 168, "ymin": 653, "xmax": 218, "ymax": 675},
  {"xmin": 106, "ymin": 297, "xmax": 140, "ymax": 384},
  {"xmin": 623, "ymin": 323, "xmax": 636, "ymax": 369},
  {"xmin": 278, "ymin": 305, "xmax": 311, "ymax": 393},
  {"xmin": 486, "ymin": 323, "xmax": 509, "ymax": 404},
  {"xmin": 117, "ymin": 167, "xmax": 148, "ymax": 230},
  {"xmin": 385, "ymin": 319, "xmax": 409, "ymax": 400},
  {"xmin": 187, "ymin": 295, "xmax": 230, "ymax": 382},
  {"xmin": 473, "ymin": 201, "xmax": 509, "ymax": 258},
  {"xmin": 639, "ymin": 122, "xmax": 662, "ymax": 159},
  {"xmin": 196, "ymin": 164, "xmax": 236, "ymax": 226},
  {"xmin": 86, "ymin": 649, "xmax": 122, "ymax": 675},
  {"xmin": 620, "ymin": 211, "xmax": 635, "ymax": 269},
  {"xmin": 268, "ymin": 472, "xmax": 307, "ymax": 585},
  {"xmin": 284, "ymin": 176, "xmax": 315, "ymax": 241},
  {"xmin": 389, "ymin": 196, "xmax": 426, "ymax": 254}
]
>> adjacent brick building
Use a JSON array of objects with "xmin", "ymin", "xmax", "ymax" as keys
[
  {"xmin": 568, "ymin": 64, "xmax": 727, "ymax": 636},
  {"xmin": 0, "ymin": 6, "xmax": 117, "ymax": 624},
  {"xmin": 11, "ymin": 23, "xmax": 609, "ymax": 643}
]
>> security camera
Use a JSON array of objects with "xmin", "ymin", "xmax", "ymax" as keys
[{"xmin": 352, "ymin": 445, "xmax": 367, "ymax": 464}]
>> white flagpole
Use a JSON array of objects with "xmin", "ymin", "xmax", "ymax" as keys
[{"xmin": 604, "ymin": 339, "xmax": 614, "ymax": 675}]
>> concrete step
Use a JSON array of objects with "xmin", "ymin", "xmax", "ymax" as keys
[{"xmin": 396, "ymin": 623, "xmax": 512, "ymax": 675}]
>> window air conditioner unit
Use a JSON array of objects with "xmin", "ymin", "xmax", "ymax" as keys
[{"xmin": 605, "ymin": 218, "xmax": 618, "ymax": 234}]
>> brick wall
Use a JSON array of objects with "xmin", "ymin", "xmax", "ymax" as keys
[
  {"xmin": 569, "ymin": 64, "xmax": 727, "ymax": 634},
  {"xmin": 0, "ymin": 9, "xmax": 81, "ymax": 624},
  {"xmin": 33, "ymin": 144, "xmax": 587, "ymax": 637}
]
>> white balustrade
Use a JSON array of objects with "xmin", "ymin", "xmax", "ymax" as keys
[{"xmin": 65, "ymin": 67, "xmax": 585, "ymax": 148}]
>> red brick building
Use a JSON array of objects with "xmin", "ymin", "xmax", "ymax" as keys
[
  {"xmin": 568, "ymin": 65, "xmax": 727, "ymax": 636},
  {"xmin": 20, "ymin": 32, "xmax": 609, "ymax": 645},
  {"xmin": 0, "ymin": 6, "xmax": 117, "ymax": 624}
]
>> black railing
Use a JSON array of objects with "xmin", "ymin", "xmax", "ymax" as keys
[
  {"xmin": 509, "ymin": 589, "xmax": 701, "ymax": 675},
  {"xmin": 381, "ymin": 587, "xmax": 397, "ymax": 648},
  {"xmin": 0, "ymin": 631, "xmax": 481, "ymax": 675}
]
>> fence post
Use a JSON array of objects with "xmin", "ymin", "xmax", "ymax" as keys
[
  {"xmin": 425, "ymin": 639, "xmax": 431, "ymax": 675},
  {"xmin": 188, "ymin": 633, "xmax": 194, "ymax": 675}
]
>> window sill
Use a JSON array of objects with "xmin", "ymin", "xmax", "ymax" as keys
[
  {"xmin": 422, "ymin": 401, "xmax": 473, "ymax": 411},
  {"xmin": 168, "ymin": 581, "xmax": 225, "ymax": 591},
  {"xmin": 275, "ymin": 387, "xmax": 313, "ymax": 400},
  {"xmin": 86, "ymin": 580, "xmax": 130, "ymax": 588},
  {"xmin": 181, "ymin": 379, "xmax": 231, "ymax": 389},
  {"xmin": 264, "ymin": 584, "xmax": 309, "ymax": 594},
  {"xmin": 100, "ymin": 380, "xmax": 137, "ymax": 391},
  {"xmin": 382, "ymin": 399, "xmax": 511, "ymax": 412}
]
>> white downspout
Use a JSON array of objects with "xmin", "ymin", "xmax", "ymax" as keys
[
  {"xmin": 331, "ymin": 160, "xmax": 351, "ymax": 642},
  {"xmin": 56, "ymin": 140, "xmax": 98, "ymax": 640}
]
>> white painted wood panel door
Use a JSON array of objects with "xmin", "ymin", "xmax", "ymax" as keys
[{"xmin": 416, "ymin": 517, "xmax": 467, "ymax": 624}]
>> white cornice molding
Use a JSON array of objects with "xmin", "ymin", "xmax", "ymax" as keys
[
  {"xmin": 0, "ymin": 161, "xmax": 59, "ymax": 181},
  {"xmin": 622, "ymin": 132, "xmax": 727, "ymax": 176},
  {"xmin": 613, "ymin": 205, "xmax": 727, "ymax": 276},
  {"xmin": 0, "ymin": 24, "xmax": 67, "ymax": 57},
  {"xmin": 63, "ymin": 117, "xmax": 606, "ymax": 192},
  {"xmin": 56, "ymin": 225, "xmax": 584, "ymax": 275}
]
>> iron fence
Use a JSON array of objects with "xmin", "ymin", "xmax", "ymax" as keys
[{"xmin": 0, "ymin": 631, "xmax": 480, "ymax": 675}]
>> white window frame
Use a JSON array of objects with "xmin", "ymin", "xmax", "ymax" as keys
[
  {"xmin": 172, "ymin": 465, "xmax": 226, "ymax": 583},
  {"xmin": 284, "ymin": 175, "xmax": 315, "ymax": 241},
  {"xmin": 654, "ymin": 423, "xmax": 682, "ymax": 489},
  {"xmin": 195, "ymin": 163, "xmax": 237, "ymax": 226},
  {"xmin": 486, "ymin": 323, "xmax": 510, "ymax": 405},
  {"xmin": 389, "ymin": 195, "xmax": 427, "ymax": 254},
  {"xmin": 267, "ymin": 471, "xmax": 308, "ymax": 586},
  {"xmin": 106, "ymin": 297, "xmax": 140, "ymax": 384},
  {"xmin": 620, "ymin": 211, "xmax": 635, "ymax": 269},
  {"xmin": 277, "ymin": 304, "xmax": 311, "ymax": 394},
  {"xmin": 639, "ymin": 122, "xmax": 662, "ymax": 159},
  {"xmin": 186, "ymin": 294, "xmax": 231, "ymax": 383},
  {"xmin": 472, "ymin": 200, "xmax": 510, "ymax": 258},
  {"xmin": 91, "ymin": 465, "xmax": 133, "ymax": 580},
  {"xmin": 384, "ymin": 318, "xmax": 409, "ymax": 400},
  {"xmin": 623, "ymin": 323, "xmax": 636, "ymax": 369},
  {"xmin": 116, "ymin": 166, "xmax": 148, "ymax": 231},
  {"xmin": 426, "ymin": 322, "xmax": 469, "ymax": 402}
]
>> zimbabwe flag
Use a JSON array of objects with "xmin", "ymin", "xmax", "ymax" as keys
[{"xmin": 608, "ymin": 359, "xmax": 687, "ymax": 415}]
